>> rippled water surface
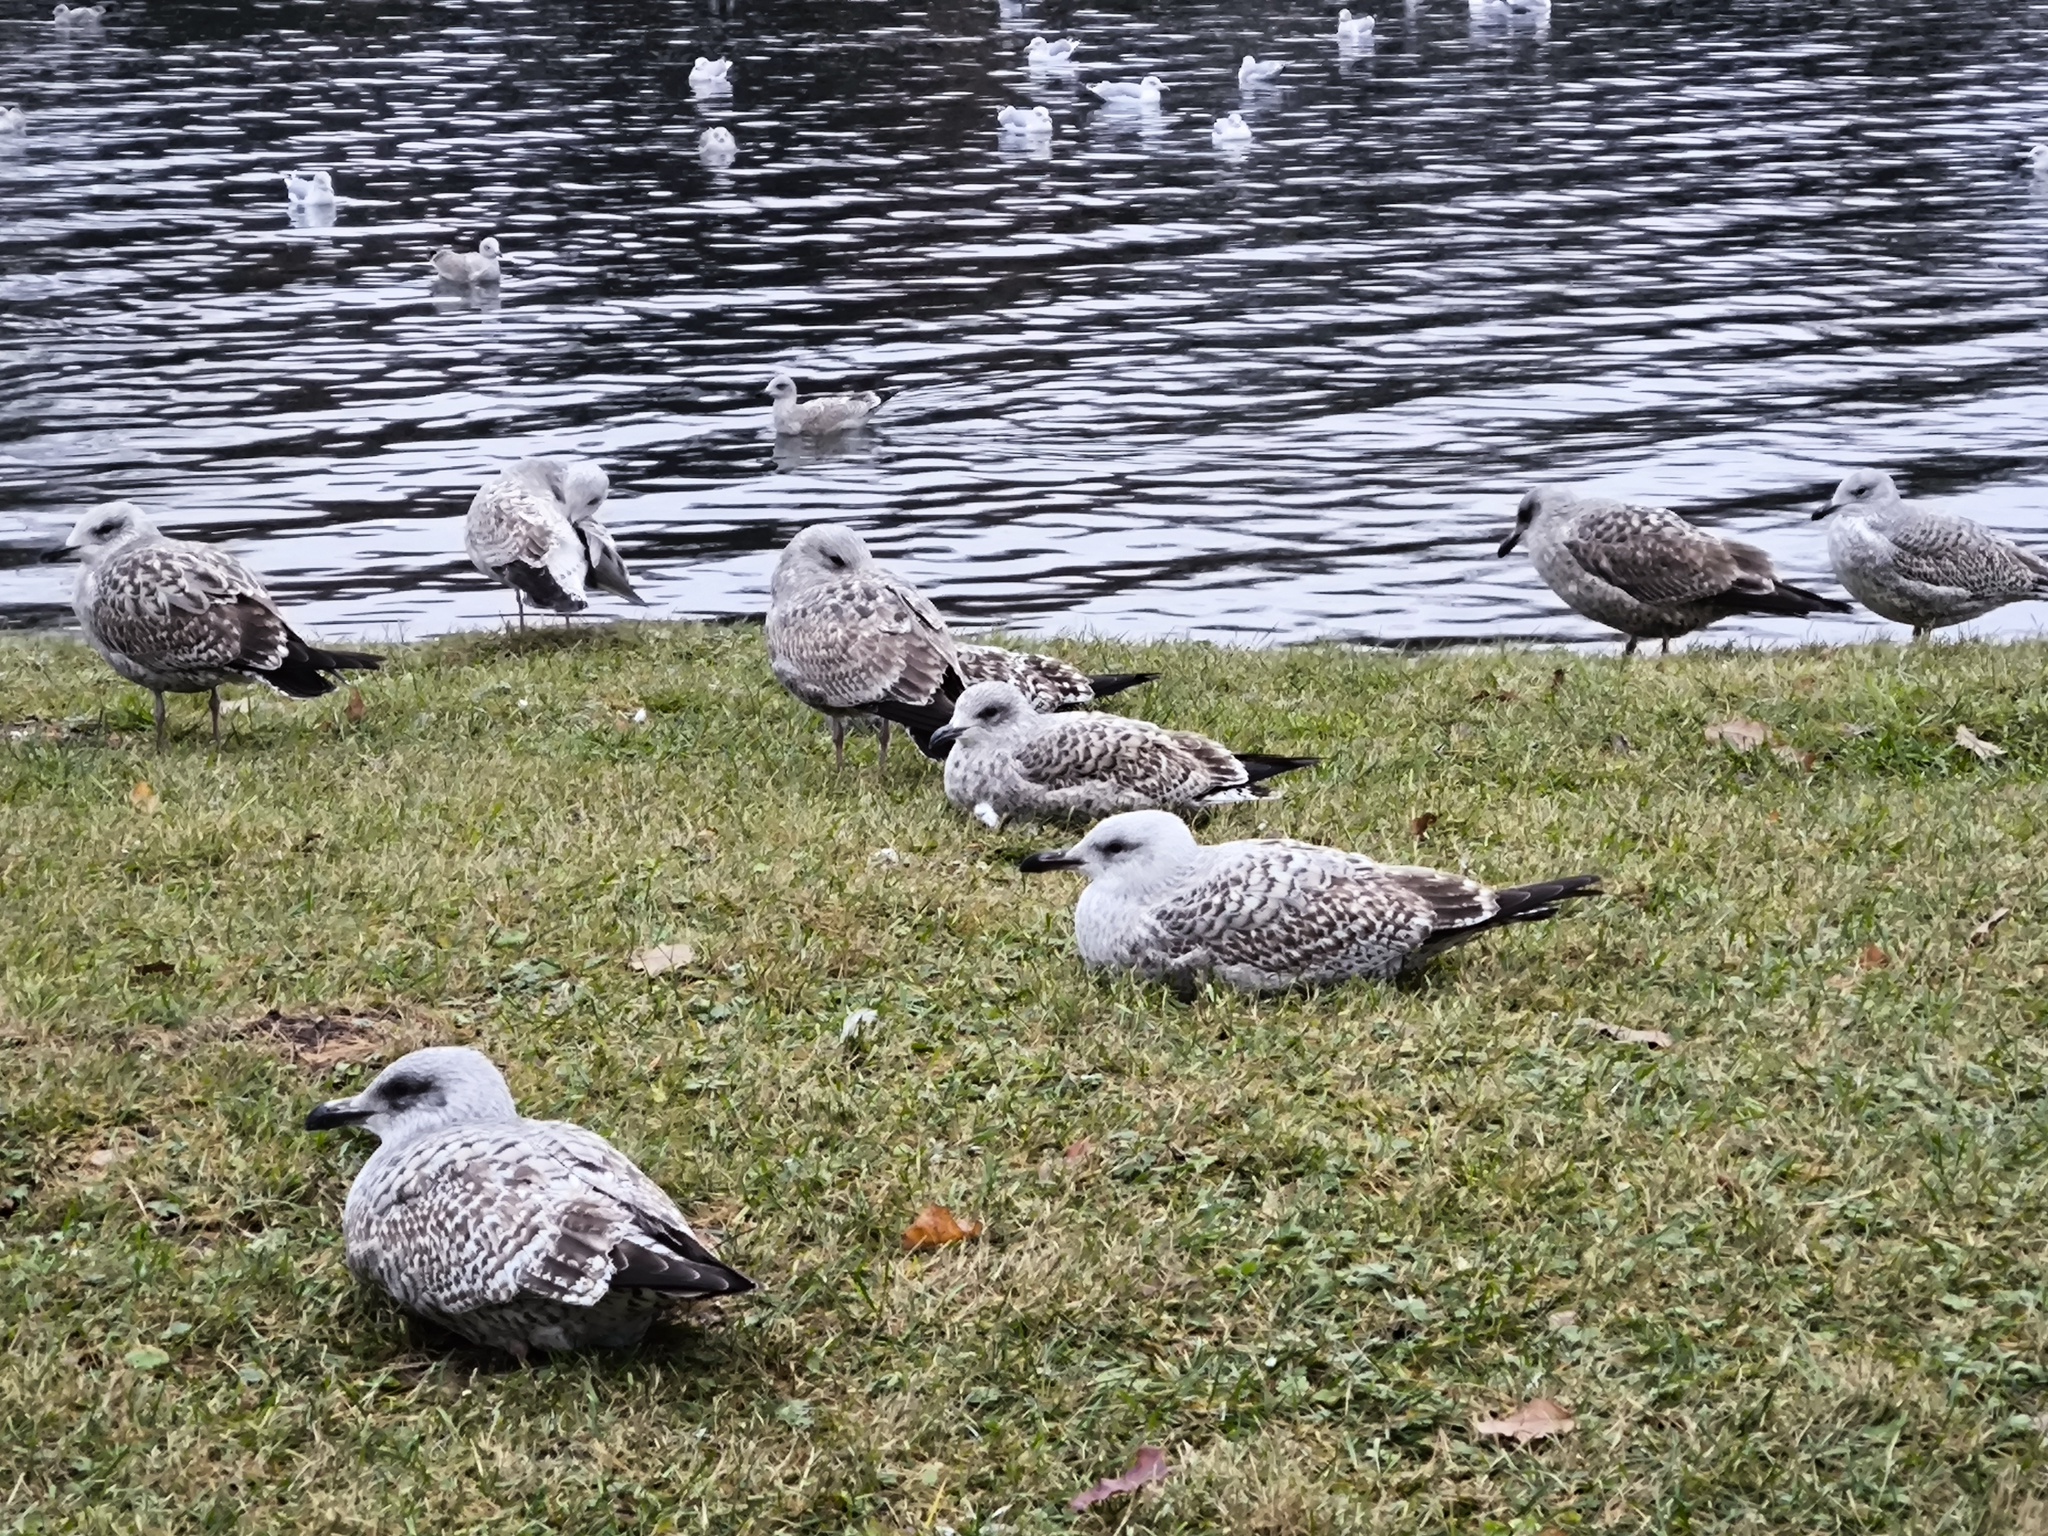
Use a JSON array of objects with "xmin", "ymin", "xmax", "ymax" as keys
[{"xmin": 4, "ymin": 0, "xmax": 2047, "ymax": 647}]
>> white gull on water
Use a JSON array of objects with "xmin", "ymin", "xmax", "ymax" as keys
[
  {"xmin": 766, "ymin": 374, "xmax": 887, "ymax": 436},
  {"xmin": 998, "ymin": 106, "xmax": 1055, "ymax": 137},
  {"xmin": 284, "ymin": 170, "xmax": 334, "ymax": 205},
  {"xmin": 1021, "ymin": 810, "xmax": 1601, "ymax": 995},
  {"xmin": 59, "ymin": 501, "xmax": 382, "ymax": 748},
  {"xmin": 305, "ymin": 1048, "xmax": 753, "ymax": 1360},
  {"xmin": 1238, "ymin": 56, "xmax": 1286, "ymax": 87},
  {"xmin": 1212, "ymin": 112, "xmax": 1253, "ymax": 145},
  {"xmin": 1088, "ymin": 76, "xmax": 1166, "ymax": 107},
  {"xmin": 465, "ymin": 457, "xmax": 643, "ymax": 626},
  {"xmin": 431, "ymin": 237, "xmax": 500, "ymax": 287}
]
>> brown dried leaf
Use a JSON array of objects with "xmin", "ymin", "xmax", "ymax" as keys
[
  {"xmin": 1410, "ymin": 812, "xmax": 1439, "ymax": 840},
  {"xmin": 344, "ymin": 687, "xmax": 366, "ymax": 725},
  {"xmin": 1070, "ymin": 1446, "xmax": 1171, "ymax": 1512},
  {"xmin": 1969, "ymin": 908, "xmax": 2012, "ymax": 947},
  {"xmin": 1062, "ymin": 1139, "xmax": 1095, "ymax": 1167},
  {"xmin": 1590, "ymin": 1021, "xmax": 1673, "ymax": 1049},
  {"xmin": 630, "ymin": 943, "xmax": 697, "ymax": 977},
  {"xmin": 1472, "ymin": 1397, "xmax": 1577, "ymax": 1445},
  {"xmin": 1705, "ymin": 718, "xmax": 1770, "ymax": 752},
  {"xmin": 130, "ymin": 780, "xmax": 161, "ymax": 814},
  {"xmin": 1771, "ymin": 745, "xmax": 1817, "ymax": 772},
  {"xmin": 1549, "ymin": 667, "xmax": 1566, "ymax": 695},
  {"xmin": 1955, "ymin": 725, "xmax": 2005, "ymax": 761},
  {"xmin": 130, "ymin": 960, "xmax": 175, "ymax": 980},
  {"xmin": 1859, "ymin": 944, "xmax": 1890, "ymax": 971},
  {"xmin": 902, "ymin": 1204, "xmax": 983, "ymax": 1252}
]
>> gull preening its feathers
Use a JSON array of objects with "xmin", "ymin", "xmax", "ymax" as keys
[
  {"xmin": 431, "ymin": 236, "xmax": 500, "ymax": 287},
  {"xmin": 690, "ymin": 57, "xmax": 733, "ymax": 90},
  {"xmin": 1026, "ymin": 36, "xmax": 1079, "ymax": 67},
  {"xmin": 1088, "ymin": 75, "xmax": 1166, "ymax": 107},
  {"xmin": 1212, "ymin": 112, "xmax": 1253, "ymax": 145},
  {"xmin": 998, "ymin": 105, "xmax": 1056, "ymax": 137},
  {"xmin": 1238, "ymin": 56, "xmax": 1285, "ymax": 87},
  {"xmin": 465, "ymin": 457, "xmax": 643, "ymax": 626},
  {"xmin": 1336, "ymin": 9, "xmax": 1374, "ymax": 43},
  {"xmin": 284, "ymin": 170, "xmax": 334, "ymax": 205},
  {"xmin": 1814, "ymin": 468, "xmax": 2048, "ymax": 638},
  {"xmin": 53, "ymin": 3, "xmax": 107, "ymax": 22},
  {"xmin": 58, "ymin": 502, "xmax": 382, "ymax": 749},
  {"xmin": 1021, "ymin": 810, "xmax": 1601, "ymax": 995},
  {"xmin": 767, "ymin": 373, "xmax": 888, "ymax": 437},
  {"xmin": 700, "ymin": 126, "xmax": 737, "ymax": 161},
  {"xmin": 920, "ymin": 680, "xmax": 1314, "ymax": 828},
  {"xmin": 1498, "ymin": 485, "xmax": 1850, "ymax": 655},
  {"xmin": 304, "ymin": 1047, "xmax": 753, "ymax": 1360}
]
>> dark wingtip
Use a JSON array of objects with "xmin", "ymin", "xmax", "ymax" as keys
[
  {"xmin": 1085, "ymin": 672, "xmax": 1159, "ymax": 700},
  {"xmin": 1235, "ymin": 753, "xmax": 1320, "ymax": 785}
]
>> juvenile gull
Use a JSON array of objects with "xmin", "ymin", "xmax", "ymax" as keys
[
  {"xmin": 58, "ymin": 501, "xmax": 381, "ymax": 749},
  {"xmin": 1814, "ymin": 468, "xmax": 2048, "ymax": 638},
  {"xmin": 1021, "ymin": 809, "xmax": 1601, "ymax": 995},
  {"xmin": 1212, "ymin": 111, "xmax": 1253, "ymax": 144},
  {"xmin": 284, "ymin": 170, "xmax": 334, "ymax": 205},
  {"xmin": 466, "ymin": 457, "xmax": 643, "ymax": 626},
  {"xmin": 767, "ymin": 373, "xmax": 888, "ymax": 436},
  {"xmin": 1238, "ymin": 56, "xmax": 1286, "ymax": 86},
  {"xmin": 305, "ymin": 1047, "xmax": 753, "ymax": 1360},
  {"xmin": 998, "ymin": 105, "xmax": 1056, "ymax": 137},
  {"xmin": 1498, "ymin": 485, "xmax": 1850, "ymax": 654},
  {"xmin": 925, "ymin": 681, "xmax": 1314, "ymax": 828},
  {"xmin": 1027, "ymin": 35, "xmax": 1079, "ymax": 67},
  {"xmin": 953, "ymin": 643, "xmax": 1154, "ymax": 713},
  {"xmin": 432, "ymin": 236, "xmax": 500, "ymax": 286},
  {"xmin": 1089, "ymin": 76, "xmax": 1166, "ymax": 107},
  {"xmin": 1336, "ymin": 8, "xmax": 1375, "ymax": 43}
]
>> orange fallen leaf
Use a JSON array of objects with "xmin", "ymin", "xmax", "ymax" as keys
[
  {"xmin": 1473, "ymin": 1397, "xmax": 1577, "ymax": 1445},
  {"xmin": 344, "ymin": 688, "xmax": 366, "ymax": 725},
  {"xmin": 1859, "ymin": 944, "xmax": 1889, "ymax": 970},
  {"xmin": 1070, "ymin": 1446, "xmax": 1171, "ymax": 1512},
  {"xmin": 130, "ymin": 780, "xmax": 161, "ymax": 814},
  {"xmin": 1705, "ymin": 718, "xmax": 1770, "ymax": 752},
  {"xmin": 1410, "ymin": 812, "xmax": 1439, "ymax": 840},
  {"xmin": 902, "ymin": 1204, "xmax": 983, "ymax": 1252}
]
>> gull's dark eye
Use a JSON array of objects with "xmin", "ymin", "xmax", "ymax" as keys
[
  {"xmin": 377, "ymin": 1072, "xmax": 434, "ymax": 1105},
  {"xmin": 827, "ymin": 554, "xmax": 845, "ymax": 568},
  {"xmin": 1098, "ymin": 840, "xmax": 1129, "ymax": 856},
  {"xmin": 978, "ymin": 707, "xmax": 1001, "ymax": 722},
  {"xmin": 95, "ymin": 520, "xmax": 120, "ymax": 537}
]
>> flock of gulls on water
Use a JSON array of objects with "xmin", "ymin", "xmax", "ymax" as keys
[{"xmin": 22, "ymin": 0, "xmax": 2048, "ymax": 1361}]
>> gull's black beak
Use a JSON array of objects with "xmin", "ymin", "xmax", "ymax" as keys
[
  {"xmin": 40, "ymin": 544, "xmax": 77, "ymax": 564},
  {"xmin": 303, "ymin": 1099, "xmax": 371, "ymax": 1131},
  {"xmin": 927, "ymin": 724, "xmax": 966, "ymax": 752},
  {"xmin": 1812, "ymin": 501, "xmax": 1838, "ymax": 522},
  {"xmin": 1496, "ymin": 528, "xmax": 1522, "ymax": 558},
  {"xmin": 1018, "ymin": 849, "xmax": 1083, "ymax": 873}
]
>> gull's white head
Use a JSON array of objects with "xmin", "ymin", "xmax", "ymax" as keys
[
  {"xmin": 1817, "ymin": 467, "xmax": 1902, "ymax": 521},
  {"xmin": 304, "ymin": 1046, "xmax": 519, "ymax": 1150},
  {"xmin": 702, "ymin": 127, "xmax": 736, "ymax": 153},
  {"xmin": 562, "ymin": 460, "xmax": 610, "ymax": 522},
  {"xmin": 766, "ymin": 373, "xmax": 799, "ymax": 402},
  {"xmin": 773, "ymin": 521, "xmax": 875, "ymax": 598},
  {"xmin": 64, "ymin": 501, "xmax": 159, "ymax": 562},
  {"xmin": 1496, "ymin": 484, "xmax": 1576, "ymax": 558},
  {"xmin": 1020, "ymin": 810, "xmax": 1204, "ymax": 897},
  {"xmin": 927, "ymin": 681, "xmax": 1040, "ymax": 752},
  {"xmin": 1141, "ymin": 74, "xmax": 1166, "ymax": 90},
  {"xmin": 2027, "ymin": 142, "xmax": 2048, "ymax": 171},
  {"xmin": 478, "ymin": 236, "xmax": 501, "ymax": 258}
]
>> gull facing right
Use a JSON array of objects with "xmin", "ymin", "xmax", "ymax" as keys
[{"xmin": 466, "ymin": 457, "xmax": 642, "ymax": 626}]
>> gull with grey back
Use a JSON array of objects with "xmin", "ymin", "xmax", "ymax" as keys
[
  {"xmin": 1498, "ymin": 485, "xmax": 1850, "ymax": 654},
  {"xmin": 1021, "ymin": 810, "xmax": 1601, "ymax": 996},
  {"xmin": 925, "ymin": 681, "xmax": 1314, "ymax": 828},
  {"xmin": 465, "ymin": 458, "xmax": 643, "ymax": 627},
  {"xmin": 1814, "ymin": 468, "xmax": 2048, "ymax": 638},
  {"xmin": 304, "ymin": 1047, "xmax": 753, "ymax": 1360},
  {"xmin": 57, "ymin": 502, "xmax": 381, "ymax": 749},
  {"xmin": 766, "ymin": 374, "xmax": 888, "ymax": 437}
]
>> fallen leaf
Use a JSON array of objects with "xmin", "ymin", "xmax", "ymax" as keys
[
  {"xmin": 1955, "ymin": 725, "xmax": 2005, "ymax": 761},
  {"xmin": 1589, "ymin": 1021, "xmax": 1673, "ymax": 1049},
  {"xmin": 1070, "ymin": 1447, "xmax": 1171, "ymax": 1512},
  {"xmin": 130, "ymin": 960, "xmax": 175, "ymax": 980},
  {"xmin": 1547, "ymin": 1310, "xmax": 1578, "ymax": 1330},
  {"xmin": 1062, "ymin": 1139, "xmax": 1095, "ymax": 1167},
  {"xmin": 1839, "ymin": 722, "xmax": 1875, "ymax": 738},
  {"xmin": 218, "ymin": 697, "xmax": 252, "ymax": 717},
  {"xmin": 85, "ymin": 1149, "xmax": 121, "ymax": 1169},
  {"xmin": 1473, "ymin": 1397, "xmax": 1577, "ymax": 1446},
  {"xmin": 1771, "ymin": 745, "xmax": 1817, "ymax": 772},
  {"xmin": 1410, "ymin": 812, "xmax": 1439, "ymax": 840},
  {"xmin": 1859, "ymin": 944, "xmax": 1890, "ymax": 971},
  {"xmin": 869, "ymin": 847, "xmax": 902, "ymax": 867},
  {"xmin": 344, "ymin": 688, "xmax": 366, "ymax": 725},
  {"xmin": 130, "ymin": 780, "xmax": 161, "ymax": 813},
  {"xmin": 1705, "ymin": 718, "xmax": 1769, "ymax": 752},
  {"xmin": 629, "ymin": 943, "xmax": 696, "ymax": 977},
  {"xmin": 1969, "ymin": 908, "xmax": 2012, "ymax": 947},
  {"xmin": 902, "ymin": 1204, "xmax": 983, "ymax": 1252},
  {"xmin": 123, "ymin": 1347, "xmax": 170, "ymax": 1372},
  {"xmin": 840, "ymin": 1008, "xmax": 876, "ymax": 1044}
]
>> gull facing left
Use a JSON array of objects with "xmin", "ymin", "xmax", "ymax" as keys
[{"xmin": 465, "ymin": 458, "xmax": 643, "ymax": 627}]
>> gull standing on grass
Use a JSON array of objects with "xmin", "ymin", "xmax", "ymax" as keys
[
  {"xmin": 304, "ymin": 1048, "xmax": 753, "ymax": 1361},
  {"xmin": 55, "ymin": 502, "xmax": 382, "ymax": 749},
  {"xmin": 767, "ymin": 373, "xmax": 888, "ymax": 436},
  {"xmin": 1497, "ymin": 485, "xmax": 1850, "ymax": 655},
  {"xmin": 1814, "ymin": 468, "xmax": 2048, "ymax": 638},
  {"xmin": 1021, "ymin": 810, "xmax": 1601, "ymax": 996},
  {"xmin": 918, "ymin": 681, "xmax": 1314, "ymax": 828},
  {"xmin": 466, "ymin": 458, "xmax": 643, "ymax": 627},
  {"xmin": 431, "ymin": 237, "xmax": 500, "ymax": 287}
]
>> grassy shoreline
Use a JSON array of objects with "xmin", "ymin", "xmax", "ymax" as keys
[{"xmin": 4, "ymin": 623, "xmax": 2047, "ymax": 1533}]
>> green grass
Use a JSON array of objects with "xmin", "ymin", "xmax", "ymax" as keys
[{"xmin": 3, "ymin": 622, "xmax": 2048, "ymax": 1534}]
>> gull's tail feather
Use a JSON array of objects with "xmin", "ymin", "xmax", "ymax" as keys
[
  {"xmin": 1235, "ymin": 753, "xmax": 1319, "ymax": 788},
  {"xmin": 263, "ymin": 635, "xmax": 383, "ymax": 699},
  {"xmin": 498, "ymin": 560, "xmax": 587, "ymax": 615},
  {"xmin": 1085, "ymin": 671, "xmax": 1159, "ymax": 701}
]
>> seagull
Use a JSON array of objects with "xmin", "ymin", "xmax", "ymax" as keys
[
  {"xmin": 2025, "ymin": 142, "xmax": 2048, "ymax": 174},
  {"xmin": 1238, "ymin": 56, "xmax": 1285, "ymax": 87},
  {"xmin": 1021, "ymin": 810, "xmax": 1601, "ymax": 996},
  {"xmin": 54, "ymin": 502, "xmax": 381, "ymax": 749},
  {"xmin": 304, "ymin": 1047, "xmax": 753, "ymax": 1360},
  {"xmin": 284, "ymin": 170, "xmax": 334, "ymax": 205},
  {"xmin": 998, "ymin": 105, "xmax": 1056, "ymax": 136},
  {"xmin": 767, "ymin": 373, "xmax": 888, "ymax": 436},
  {"xmin": 922, "ymin": 680, "xmax": 1315, "ymax": 828},
  {"xmin": 1088, "ymin": 75, "xmax": 1166, "ymax": 107},
  {"xmin": 1814, "ymin": 468, "xmax": 2048, "ymax": 638},
  {"xmin": 53, "ymin": 3, "xmax": 107, "ymax": 22},
  {"xmin": 466, "ymin": 458, "xmax": 643, "ymax": 627},
  {"xmin": 1336, "ymin": 8, "xmax": 1375, "ymax": 43},
  {"xmin": 1212, "ymin": 111, "xmax": 1253, "ymax": 144},
  {"xmin": 0, "ymin": 106, "xmax": 25, "ymax": 134},
  {"xmin": 700, "ymin": 126, "xmax": 736, "ymax": 161},
  {"xmin": 953, "ymin": 643, "xmax": 1154, "ymax": 713},
  {"xmin": 431, "ymin": 236, "xmax": 500, "ymax": 287},
  {"xmin": 690, "ymin": 56, "xmax": 733, "ymax": 90},
  {"xmin": 1026, "ymin": 35, "xmax": 1079, "ymax": 67},
  {"xmin": 1498, "ymin": 485, "xmax": 1851, "ymax": 655}
]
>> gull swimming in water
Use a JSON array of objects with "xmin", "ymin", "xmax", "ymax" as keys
[
  {"xmin": 53, "ymin": 3, "xmax": 107, "ymax": 22},
  {"xmin": 767, "ymin": 373, "xmax": 888, "ymax": 437},
  {"xmin": 1814, "ymin": 468, "xmax": 2048, "ymax": 638},
  {"xmin": 431, "ymin": 236, "xmax": 500, "ymax": 286},
  {"xmin": 1498, "ymin": 485, "xmax": 1851, "ymax": 655},
  {"xmin": 690, "ymin": 57, "xmax": 733, "ymax": 90},
  {"xmin": 998, "ymin": 105, "xmax": 1056, "ymax": 136},
  {"xmin": 1212, "ymin": 112, "xmax": 1253, "ymax": 144},
  {"xmin": 56, "ymin": 502, "xmax": 382, "ymax": 749},
  {"xmin": 1088, "ymin": 75, "xmax": 1166, "ymax": 107},
  {"xmin": 1021, "ymin": 809, "xmax": 1601, "ymax": 996},
  {"xmin": 466, "ymin": 458, "xmax": 643, "ymax": 626},
  {"xmin": 700, "ymin": 126, "xmax": 736, "ymax": 162},
  {"xmin": 922, "ymin": 681, "xmax": 1315, "ymax": 828},
  {"xmin": 304, "ymin": 1047, "xmax": 753, "ymax": 1360},
  {"xmin": 1238, "ymin": 56, "xmax": 1286, "ymax": 87},
  {"xmin": 1336, "ymin": 8, "xmax": 1375, "ymax": 43},
  {"xmin": 2025, "ymin": 142, "xmax": 2048, "ymax": 174},
  {"xmin": 0, "ymin": 107, "xmax": 25, "ymax": 134},
  {"xmin": 1026, "ymin": 35, "xmax": 1079, "ymax": 67},
  {"xmin": 284, "ymin": 170, "xmax": 334, "ymax": 205}
]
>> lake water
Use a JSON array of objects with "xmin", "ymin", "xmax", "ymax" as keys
[{"xmin": 3, "ymin": 0, "xmax": 2047, "ymax": 649}]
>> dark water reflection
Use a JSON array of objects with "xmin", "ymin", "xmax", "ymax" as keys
[{"xmin": 3, "ymin": 0, "xmax": 2047, "ymax": 648}]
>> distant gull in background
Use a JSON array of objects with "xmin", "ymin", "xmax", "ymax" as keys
[
  {"xmin": 767, "ymin": 373, "xmax": 888, "ymax": 436},
  {"xmin": 1020, "ymin": 809, "xmax": 1601, "ymax": 995},
  {"xmin": 998, "ymin": 105, "xmax": 1056, "ymax": 136},
  {"xmin": 1238, "ymin": 56, "xmax": 1286, "ymax": 87},
  {"xmin": 700, "ymin": 126, "xmax": 736, "ymax": 162},
  {"xmin": 0, "ymin": 106, "xmax": 24, "ymax": 134},
  {"xmin": 1026, "ymin": 35, "xmax": 1079, "ymax": 67},
  {"xmin": 920, "ymin": 680, "xmax": 1315, "ymax": 828},
  {"xmin": 284, "ymin": 170, "xmax": 334, "ymax": 205},
  {"xmin": 1471, "ymin": 0, "xmax": 1550, "ymax": 18},
  {"xmin": 690, "ymin": 57, "xmax": 733, "ymax": 91},
  {"xmin": 1814, "ymin": 468, "xmax": 2048, "ymax": 638},
  {"xmin": 1212, "ymin": 112, "xmax": 1253, "ymax": 144},
  {"xmin": 1089, "ymin": 76, "xmax": 1166, "ymax": 107},
  {"xmin": 1498, "ymin": 485, "xmax": 1851, "ymax": 655},
  {"xmin": 431, "ymin": 236, "xmax": 500, "ymax": 286},
  {"xmin": 305, "ymin": 1047, "xmax": 753, "ymax": 1361},
  {"xmin": 2026, "ymin": 142, "xmax": 2048, "ymax": 173},
  {"xmin": 53, "ymin": 3, "xmax": 107, "ymax": 22},
  {"xmin": 56, "ymin": 501, "xmax": 382, "ymax": 749},
  {"xmin": 466, "ymin": 457, "xmax": 642, "ymax": 627},
  {"xmin": 1336, "ymin": 8, "xmax": 1375, "ymax": 43}
]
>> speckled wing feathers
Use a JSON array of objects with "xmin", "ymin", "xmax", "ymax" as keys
[
  {"xmin": 85, "ymin": 543, "xmax": 291, "ymax": 685},
  {"xmin": 1560, "ymin": 500, "xmax": 1741, "ymax": 607},
  {"xmin": 1871, "ymin": 510, "xmax": 2048, "ymax": 600},
  {"xmin": 767, "ymin": 573, "xmax": 958, "ymax": 712},
  {"xmin": 956, "ymin": 644, "xmax": 1097, "ymax": 710},
  {"xmin": 1011, "ymin": 716, "xmax": 1249, "ymax": 802}
]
